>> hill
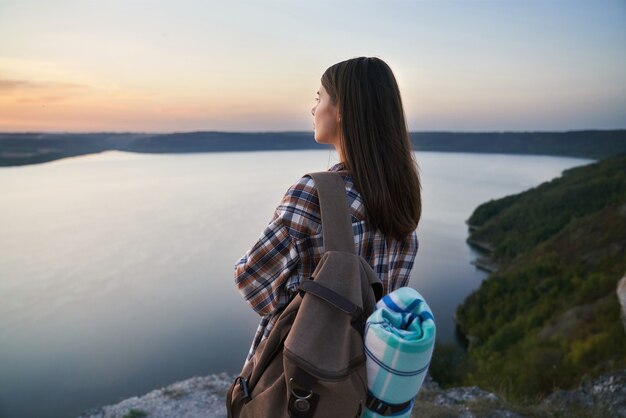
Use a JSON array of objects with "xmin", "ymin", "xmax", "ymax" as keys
[
  {"xmin": 1, "ymin": 130, "xmax": 626, "ymax": 166},
  {"xmin": 454, "ymin": 153, "xmax": 626, "ymax": 398},
  {"xmin": 411, "ymin": 130, "xmax": 626, "ymax": 159}
]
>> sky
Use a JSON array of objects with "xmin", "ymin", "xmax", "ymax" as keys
[{"xmin": 0, "ymin": 0, "xmax": 625, "ymax": 133}]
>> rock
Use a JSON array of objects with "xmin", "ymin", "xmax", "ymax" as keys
[
  {"xmin": 412, "ymin": 376, "xmax": 522, "ymax": 418},
  {"xmin": 78, "ymin": 370, "xmax": 626, "ymax": 418},
  {"xmin": 618, "ymin": 273, "xmax": 626, "ymax": 334},
  {"xmin": 432, "ymin": 386, "xmax": 499, "ymax": 405},
  {"xmin": 542, "ymin": 369, "xmax": 626, "ymax": 417},
  {"xmin": 471, "ymin": 256, "xmax": 499, "ymax": 273},
  {"xmin": 77, "ymin": 373, "xmax": 235, "ymax": 418}
]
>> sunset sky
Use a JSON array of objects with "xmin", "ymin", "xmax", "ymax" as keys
[{"xmin": 1, "ymin": 0, "xmax": 624, "ymax": 133}]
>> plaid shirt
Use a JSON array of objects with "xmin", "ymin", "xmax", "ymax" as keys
[{"xmin": 234, "ymin": 162, "xmax": 419, "ymax": 364}]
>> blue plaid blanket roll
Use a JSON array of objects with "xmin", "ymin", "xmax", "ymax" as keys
[{"xmin": 362, "ymin": 287, "xmax": 435, "ymax": 418}]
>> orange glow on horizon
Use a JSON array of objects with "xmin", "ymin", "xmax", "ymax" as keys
[{"xmin": 0, "ymin": 79, "xmax": 318, "ymax": 133}]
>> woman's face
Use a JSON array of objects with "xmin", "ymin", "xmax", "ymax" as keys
[{"xmin": 311, "ymin": 85, "xmax": 341, "ymax": 147}]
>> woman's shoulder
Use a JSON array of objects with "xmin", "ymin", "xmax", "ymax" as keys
[
  {"xmin": 280, "ymin": 163, "xmax": 345, "ymax": 203},
  {"xmin": 279, "ymin": 166, "xmax": 364, "ymax": 225},
  {"xmin": 281, "ymin": 175, "xmax": 318, "ymax": 206}
]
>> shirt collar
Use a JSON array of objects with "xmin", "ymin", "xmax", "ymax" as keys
[{"xmin": 328, "ymin": 162, "xmax": 346, "ymax": 172}]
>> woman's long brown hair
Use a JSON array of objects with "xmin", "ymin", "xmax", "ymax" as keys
[{"xmin": 321, "ymin": 57, "xmax": 422, "ymax": 241}]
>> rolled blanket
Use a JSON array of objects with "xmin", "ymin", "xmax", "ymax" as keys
[{"xmin": 362, "ymin": 287, "xmax": 435, "ymax": 418}]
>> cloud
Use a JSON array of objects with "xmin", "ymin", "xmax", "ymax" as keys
[
  {"xmin": 0, "ymin": 78, "xmax": 91, "ymax": 107},
  {"xmin": 15, "ymin": 95, "xmax": 67, "ymax": 104},
  {"xmin": 0, "ymin": 78, "xmax": 87, "ymax": 92}
]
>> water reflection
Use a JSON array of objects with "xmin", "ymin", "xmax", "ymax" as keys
[{"xmin": 0, "ymin": 150, "xmax": 591, "ymax": 418}]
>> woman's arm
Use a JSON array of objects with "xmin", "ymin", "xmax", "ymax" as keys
[
  {"xmin": 234, "ymin": 175, "xmax": 320, "ymax": 317},
  {"xmin": 234, "ymin": 214, "xmax": 299, "ymax": 316}
]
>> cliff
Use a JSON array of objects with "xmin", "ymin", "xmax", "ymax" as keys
[
  {"xmin": 77, "ymin": 370, "xmax": 626, "ymax": 417},
  {"xmin": 456, "ymin": 154, "xmax": 626, "ymax": 397}
]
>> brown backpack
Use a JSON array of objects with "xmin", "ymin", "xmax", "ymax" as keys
[{"xmin": 226, "ymin": 171, "xmax": 383, "ymax": 418}]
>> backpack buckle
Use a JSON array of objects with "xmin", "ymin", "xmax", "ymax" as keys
[
  {"xmin": 366, "ymin": 395, "xmax": 392, "ymax": 416},
  {"xmin": 365, "ymin": 393, "xmax": 413, "ymax": 416},
  {"xmin": 235, "ymin": 376, "xmax": 251, "ymax": 402},
  {"xmin": 288, "ymin": 377, "xmax": 319, "ymax": 417}
]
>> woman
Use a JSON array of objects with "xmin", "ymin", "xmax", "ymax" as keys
[{"xmin": 234, "ymin": 56, "xmax": 422, "ymax": 366}]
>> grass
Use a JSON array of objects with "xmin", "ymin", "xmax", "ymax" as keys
[
  {"xmin": 122, "ymin": 409, "xmax": 148, "ymax": 418},
  {"xmin": 160, "ymin": 387, "xmax": 187, "ymax": 400},
  {"xmin": 409, "ymin": 377, "xmax": 616, "ymax": 418}
]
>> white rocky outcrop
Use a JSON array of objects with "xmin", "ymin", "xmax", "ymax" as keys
[
  {"xmin": 77, "ymin": 373, "xmax": 235, "ymax": 418},
  {"xmin": 77, "ymin": 370, "xmax": 626, "ymax": 417}
]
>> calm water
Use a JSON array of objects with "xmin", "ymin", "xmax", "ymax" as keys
[{"xmin": 0, "ymin": 149, "xmax": 591, "ymax": 418}]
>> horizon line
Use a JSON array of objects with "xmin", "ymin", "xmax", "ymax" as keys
[{"xmin": 1, "ymin": 128, "xmax": 625, "ymax": 136}]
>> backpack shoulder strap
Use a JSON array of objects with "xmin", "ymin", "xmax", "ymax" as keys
[{"xmin": 305, "ymin": 171, "xmax": 354, "ymax": 254}]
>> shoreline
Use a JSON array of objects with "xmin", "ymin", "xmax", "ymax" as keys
[
  {"xmin": 2, "ymin": 129, "xmax": 621, "ymax": 167},
  {"xmin": 466, "ymin": 236, "xmax": 499, "ymax": 273}
]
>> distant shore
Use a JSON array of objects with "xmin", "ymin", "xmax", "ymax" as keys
[{"xmin": 1, "ymin": 129, "xmax": 624, "ymax": 167}]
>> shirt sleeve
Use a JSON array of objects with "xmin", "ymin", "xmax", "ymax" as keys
[
  {"xmin": 388, "ymin": 229, "xmax": 419, "ymax": 291},
  {"xmin": 234, "ymin": 175, "xmax": 320, "ymax": 317}
]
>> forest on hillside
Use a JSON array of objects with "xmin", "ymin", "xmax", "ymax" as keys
[
  {"xmin": 1, "ymin": 130, "xmax": 625, "ymax": 166},
  {"xmin": 432, "ymin": 153, "xmax": 626, "ymax": 399}
]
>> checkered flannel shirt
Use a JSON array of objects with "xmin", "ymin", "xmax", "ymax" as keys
[{"xmin": 234, "ymin": 162, "xmax": 419, "ymax": 364}]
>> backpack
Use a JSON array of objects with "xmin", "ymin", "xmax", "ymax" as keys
[{"xmin": 226, "ymin": 170, "xmax": 384, "ymax": 418}]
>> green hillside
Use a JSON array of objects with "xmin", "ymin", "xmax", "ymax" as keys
[{"xmin": 455, "ymin": 153, "xmax": 626, "ymax": 398}]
